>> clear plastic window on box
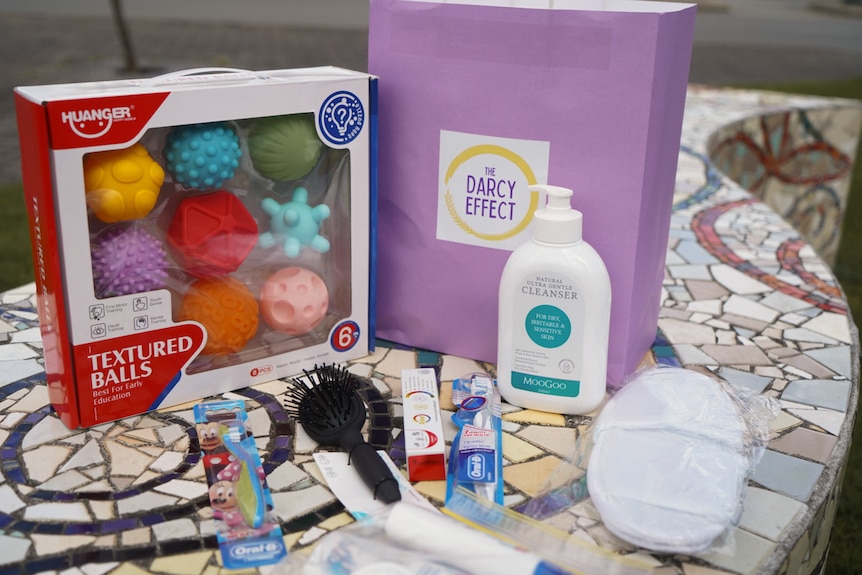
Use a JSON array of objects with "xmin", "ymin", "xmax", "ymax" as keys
[{"xmin": 83, "ymin": 113, "xmax": 352, "ymax": 374}]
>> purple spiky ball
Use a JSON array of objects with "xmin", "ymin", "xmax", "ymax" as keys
[{"xmin": 91, "ymin": 227, "xmax": 169, "ymax": 297}]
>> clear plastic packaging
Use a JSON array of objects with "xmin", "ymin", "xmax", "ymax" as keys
[
  {"xmin": 522, "ymin": 365, "xmax": 779, "ymax": 555},
  {"xmin": 275, "ymin": 501, "xmax": 572, "ymax": 575},
  {"xmin": 275, "ymin": 493, "xmax": 657, "ymax": 575},
  {"xmin": 446, "ymin": 372, "xmax": 504, "ymax": 505},
  {"xmin": 83, "ymin": 115, "xmax": 353, "ymax": 374}
]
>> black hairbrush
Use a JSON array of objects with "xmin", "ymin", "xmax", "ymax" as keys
[{"xmin": 285, "ymin": 364, "xmax": 401, "ymax": 504}]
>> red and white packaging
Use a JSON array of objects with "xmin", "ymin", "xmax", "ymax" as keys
[
  {"xmin": 15, "ymin": 67, "xmax": 377, "ymax": 428},
  {"xmin": 401, "ymin": 368, "xmax": 446, "ymax": 481}
]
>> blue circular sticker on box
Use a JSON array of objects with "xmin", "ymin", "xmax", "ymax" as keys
[{"xmin": 319, "ymin": 91, "xmax": 365, "ymax": 145}]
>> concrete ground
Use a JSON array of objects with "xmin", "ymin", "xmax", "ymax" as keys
[{"xmin": 1, "ymin": 0, "xmax": 861, "ymax": 185}]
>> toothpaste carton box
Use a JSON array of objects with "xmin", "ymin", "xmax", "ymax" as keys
[
  {"xmin": 14, "ymin": 67, "xmax": 376, "ymax": 428},
  {"xmin": 401, "ymin": 367, "xmax": 447, "ymax": 481}
]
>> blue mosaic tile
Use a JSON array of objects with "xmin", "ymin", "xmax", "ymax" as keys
[
  {"xmin": 676, "ymin": 240, "xmax": 720, "ymax": 265},
  {"xmin": 782, "ymin": 379, "xmax": 851, "ymax": 412},
  {"xmin": 804, "ymin": 345, "xmax": 853, "ymax": 379},
  {"xmin": 718, "ymin": 367, "xmax": 773, "ymax": 393},
  {"xmin": 751, "ymin": 449, "xmax": 824, "ymax": 501}
]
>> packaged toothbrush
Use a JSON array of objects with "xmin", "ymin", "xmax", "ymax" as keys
[
  {"xmin": 446, "ymin": 372, "xmax": 504, "ymax": 505},
  {"xmin": 194, "ymin": 399, "xmax": 287, "ymax": 569}
]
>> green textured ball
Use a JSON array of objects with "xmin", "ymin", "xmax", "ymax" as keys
[{"xmin": 248, "ymin": 114, "xmax": 324, "ymax": 181}]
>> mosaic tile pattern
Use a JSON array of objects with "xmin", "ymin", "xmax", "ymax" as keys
[
  {"xmin": 0, "ymin": 86, "xmax": 859, "ymax": 575},
  {"xmin": 706, "ymin": 100, "xmax": 862, "ymax": 266}
]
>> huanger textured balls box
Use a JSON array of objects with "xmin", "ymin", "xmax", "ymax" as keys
[{"xmin": 14, "ymin": 68, "xmax": 376, "ymax": 428}]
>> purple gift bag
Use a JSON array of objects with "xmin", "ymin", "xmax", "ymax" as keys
[{"xmin": 369, "ymin": 0, "xmax": 696, "ymax": 387}]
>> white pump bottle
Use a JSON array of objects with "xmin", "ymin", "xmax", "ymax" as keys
[{"xmin": 496, "ymin": 184, "xmax": 611, "ymax": 415}]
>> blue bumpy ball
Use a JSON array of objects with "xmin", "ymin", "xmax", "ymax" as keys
[{"xmin": 164, "ymin": 122, "xmax": 242, "ymax": 189}]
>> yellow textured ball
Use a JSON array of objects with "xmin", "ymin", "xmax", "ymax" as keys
[{"xmin": 83, "ymin": 143, "xmax": 165, "ymax": 223}]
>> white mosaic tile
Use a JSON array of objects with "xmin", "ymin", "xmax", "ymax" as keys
[
  {"xmin": 266, "ymin": 461, "xmax": 308, "ymax": 491},
  {"xmin": 31, "ymin": 534, "xmax": 96, "ymax": 556},
  {"xmin": 155, "ymin": 424, "xmax": 187, "ymax": 447},
  {"xmin": 759, "ymin": 291, "xmax": 812, "ymax": 314},
  {"xmin": 23, "ymin": 501, "xmax": 91, "ymax": 522},
  {"xmin": 21, "ymin": 416, "xmax": 75, "ymax": 450},
  {"xmin": 801, "ymin": 312, "xmax": 852, "ymax": 344},
  {"xmin": 153, "ymin": 479, "xmax": 208, "ymax": 500},
  {"xmin": 695, "ymin": 526, "xmax": 775, "ymax": 574},
  {"xmin": 440, "ymin": 355, "xmax": 487, "ymax": 382},
  {"xmin": 12, "ymin": 384, "xmax": 50, "ymax": 413},
  {"xmin": 658, "ymin": 318, "xmax": 716, "ymax": 345},
  {"xmin": 59, "ymin": 440, "xmax": 105, "ymax": 473},
  {"xmin": 38, "ymin": 470, "xmax": 90, "ymax": 491},
  {"xmin": 0, "ymin": 358, "xmax": 43, "ymax": 387},
  {"xmin": 739, "ymin": 486, "xmax": 806, "ymax": 542},
  {"xmin": 9, "ymin": 327, "xmax": 42, "ymax": 343},
  {"xmin": 151, "ymin": 518, "xmax": 198, "ymax": 541},
  {"xmin": 0, "ymin": 484, "xmax": 26, "ymax": 514},
  {"xmin": 711, "ymin": 264, "xmax": 773, "ymax": 295},
  {"xmin": 674, "ymin": 344, "xmax": 718, "ymax": 365},
  {"xmin": 0, "ymin": 343, "xmax": 39, "ymax": 360},
  {"xmin": 374, "ymin": 348, "xmax": 417, "ymax": 378},
  {"xmin": 247, "ymin": 406, "xmax": 272, "ymax": 438},
  {"xmin": 116, "ymin": 492, "xmax": 179, "ymax": 515},
  {"xmin": 785, "ymin": 407, "xmax": 844, "ymax": 436},
  {"xmin": 22, "ymin": 445, "xmax": 69, "ymax": 482},
  {"xmin": 271, "ymin": 484, "xmax": 336, "ymax": 522}
]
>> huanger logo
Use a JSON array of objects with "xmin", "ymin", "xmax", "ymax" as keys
[{"xmin": 61, "ymin": 106, "xmax": 133, "ymax": 139}]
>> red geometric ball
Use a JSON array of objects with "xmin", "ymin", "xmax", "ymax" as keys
[{"xmin": 167, "ymin": 190, "xmax": 258, "ymax": 277}]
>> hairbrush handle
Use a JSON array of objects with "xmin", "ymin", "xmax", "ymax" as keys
[{"xmin": 346, "ymin": 440, "xmax": 402, "ymax": 504}]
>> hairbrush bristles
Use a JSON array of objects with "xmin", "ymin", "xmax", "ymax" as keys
[
  {"xmin": 284, "ymin": 364, "xmax": 360, "ymax": 428},
  {"xmin": 284, "ymin": 363, "xmax": 401, "ymax": 503}
]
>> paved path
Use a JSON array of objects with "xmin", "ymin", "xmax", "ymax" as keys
[{"xmin": 1, "ymin": 0, "xmax": 861, "ymax": 184}]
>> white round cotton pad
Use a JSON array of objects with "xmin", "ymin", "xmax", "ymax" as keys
[{"xmin": 586, "ymin": 367, "xmax": 750, "ymax": 553}]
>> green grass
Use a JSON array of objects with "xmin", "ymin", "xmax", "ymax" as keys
[
  {"xmin": 739, "ymin": 77, "xmax": 862, "ymax": 575},
  {"xmin": 0, "ymin": 183, "xmax": 34, "ymax": 292},
  {"xmin": 1, "ymin": 77, "xmax": 861, "ymax": 570}
]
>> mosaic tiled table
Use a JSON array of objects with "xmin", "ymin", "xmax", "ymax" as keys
[{"xmin": 0, "ymin": 85, "xmax": 860, "ymax": 575}]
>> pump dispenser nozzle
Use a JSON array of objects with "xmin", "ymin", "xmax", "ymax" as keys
[{"xmin": 529, "ymin": 184, "xmax": 582, "ymax": 244}]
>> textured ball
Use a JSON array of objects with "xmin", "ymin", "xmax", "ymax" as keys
[
  {"xmin": 248, "ymin": 114, "xmax": 323, "ymax": 181},
  {"xmin": 84, "ymin": 143, "xmax": 165, "ymax": 223},
  {"xmin": 167, "ymin": 190, "xmax": 258, "ymax": 277},
  {"xmin": 164, "ymin": 122, "xmax": 242, "ymax": 189},
  {"xmin": 259, "ymin": 267, "xmax": 329, "ymax": 335},
  {"xmin": 178, "ymin": 276, "xmax": 259, "ymax": 356},
  {"xmin": 91, "ymin": 227, "xmax": 169, "ymax": 297}
]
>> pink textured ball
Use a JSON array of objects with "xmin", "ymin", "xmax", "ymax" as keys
[
  {"xmin": 259, "ymin": 267, "xmax": 329, "ymax": 335},
  {"xmin": 91, "ymin": 227, "xmax": 169, "ymax": 297}
]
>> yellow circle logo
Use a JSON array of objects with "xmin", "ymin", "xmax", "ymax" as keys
[{"xmin": 444, "ymin": 144, "xmax": 539, "ymax": 241}]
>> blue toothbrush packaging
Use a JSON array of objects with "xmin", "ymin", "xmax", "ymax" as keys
[
  {"xmin": 194, "ymin": 399, "xmax": 286, "ymax": 568},
  {"xmin": 446, "ymin": 372, "xmax": 504, "ymax": 505}
]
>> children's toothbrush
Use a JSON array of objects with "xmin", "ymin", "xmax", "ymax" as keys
[
  {"xmin": 219, "ymin": 424, "xmax": 267, "ymax": 529},
  {"xmin": 285, "ymin": 364, "xmax": 402, "ymax": 504}
]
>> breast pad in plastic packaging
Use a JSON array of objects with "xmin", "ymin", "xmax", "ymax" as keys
[{"xmin": 586, "ymin": 367, "xmax": 755, "ymax": 553}]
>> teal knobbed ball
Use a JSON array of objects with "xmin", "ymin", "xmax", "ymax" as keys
[
  {"xmin": 248, "ymin": 114, "xmax": 323, "ymax": 182},
  {"xmin": 164, "ymin": 122, "xmax": 242, "ymax": 190}
]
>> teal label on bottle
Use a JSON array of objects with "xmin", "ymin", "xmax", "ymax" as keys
[
  {"xmin": 511, "ymin": 371, "xmax": 580, "ymax": 398},
  {"xmin": 525, "ymin": 304, "xmax": 570, "ymax": 348}
]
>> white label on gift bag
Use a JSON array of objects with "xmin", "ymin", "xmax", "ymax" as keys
[{"xmin": 436, "ymin": 130, "xmax": 550, "ymax": 251}]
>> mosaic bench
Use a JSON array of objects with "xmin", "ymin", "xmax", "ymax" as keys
[{"xmin": 0, "ymin": 85, "xmax": 859, "ymax": 575}]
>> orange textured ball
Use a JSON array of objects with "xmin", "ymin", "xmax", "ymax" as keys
[{"xmin": 178, "ymin": 276, "xmax": 259, "ymax": 356}]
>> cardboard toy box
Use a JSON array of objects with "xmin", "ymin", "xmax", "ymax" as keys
[{"xmin": 14, "ymin": 67, "xmax": 376, "ymax": 428}]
